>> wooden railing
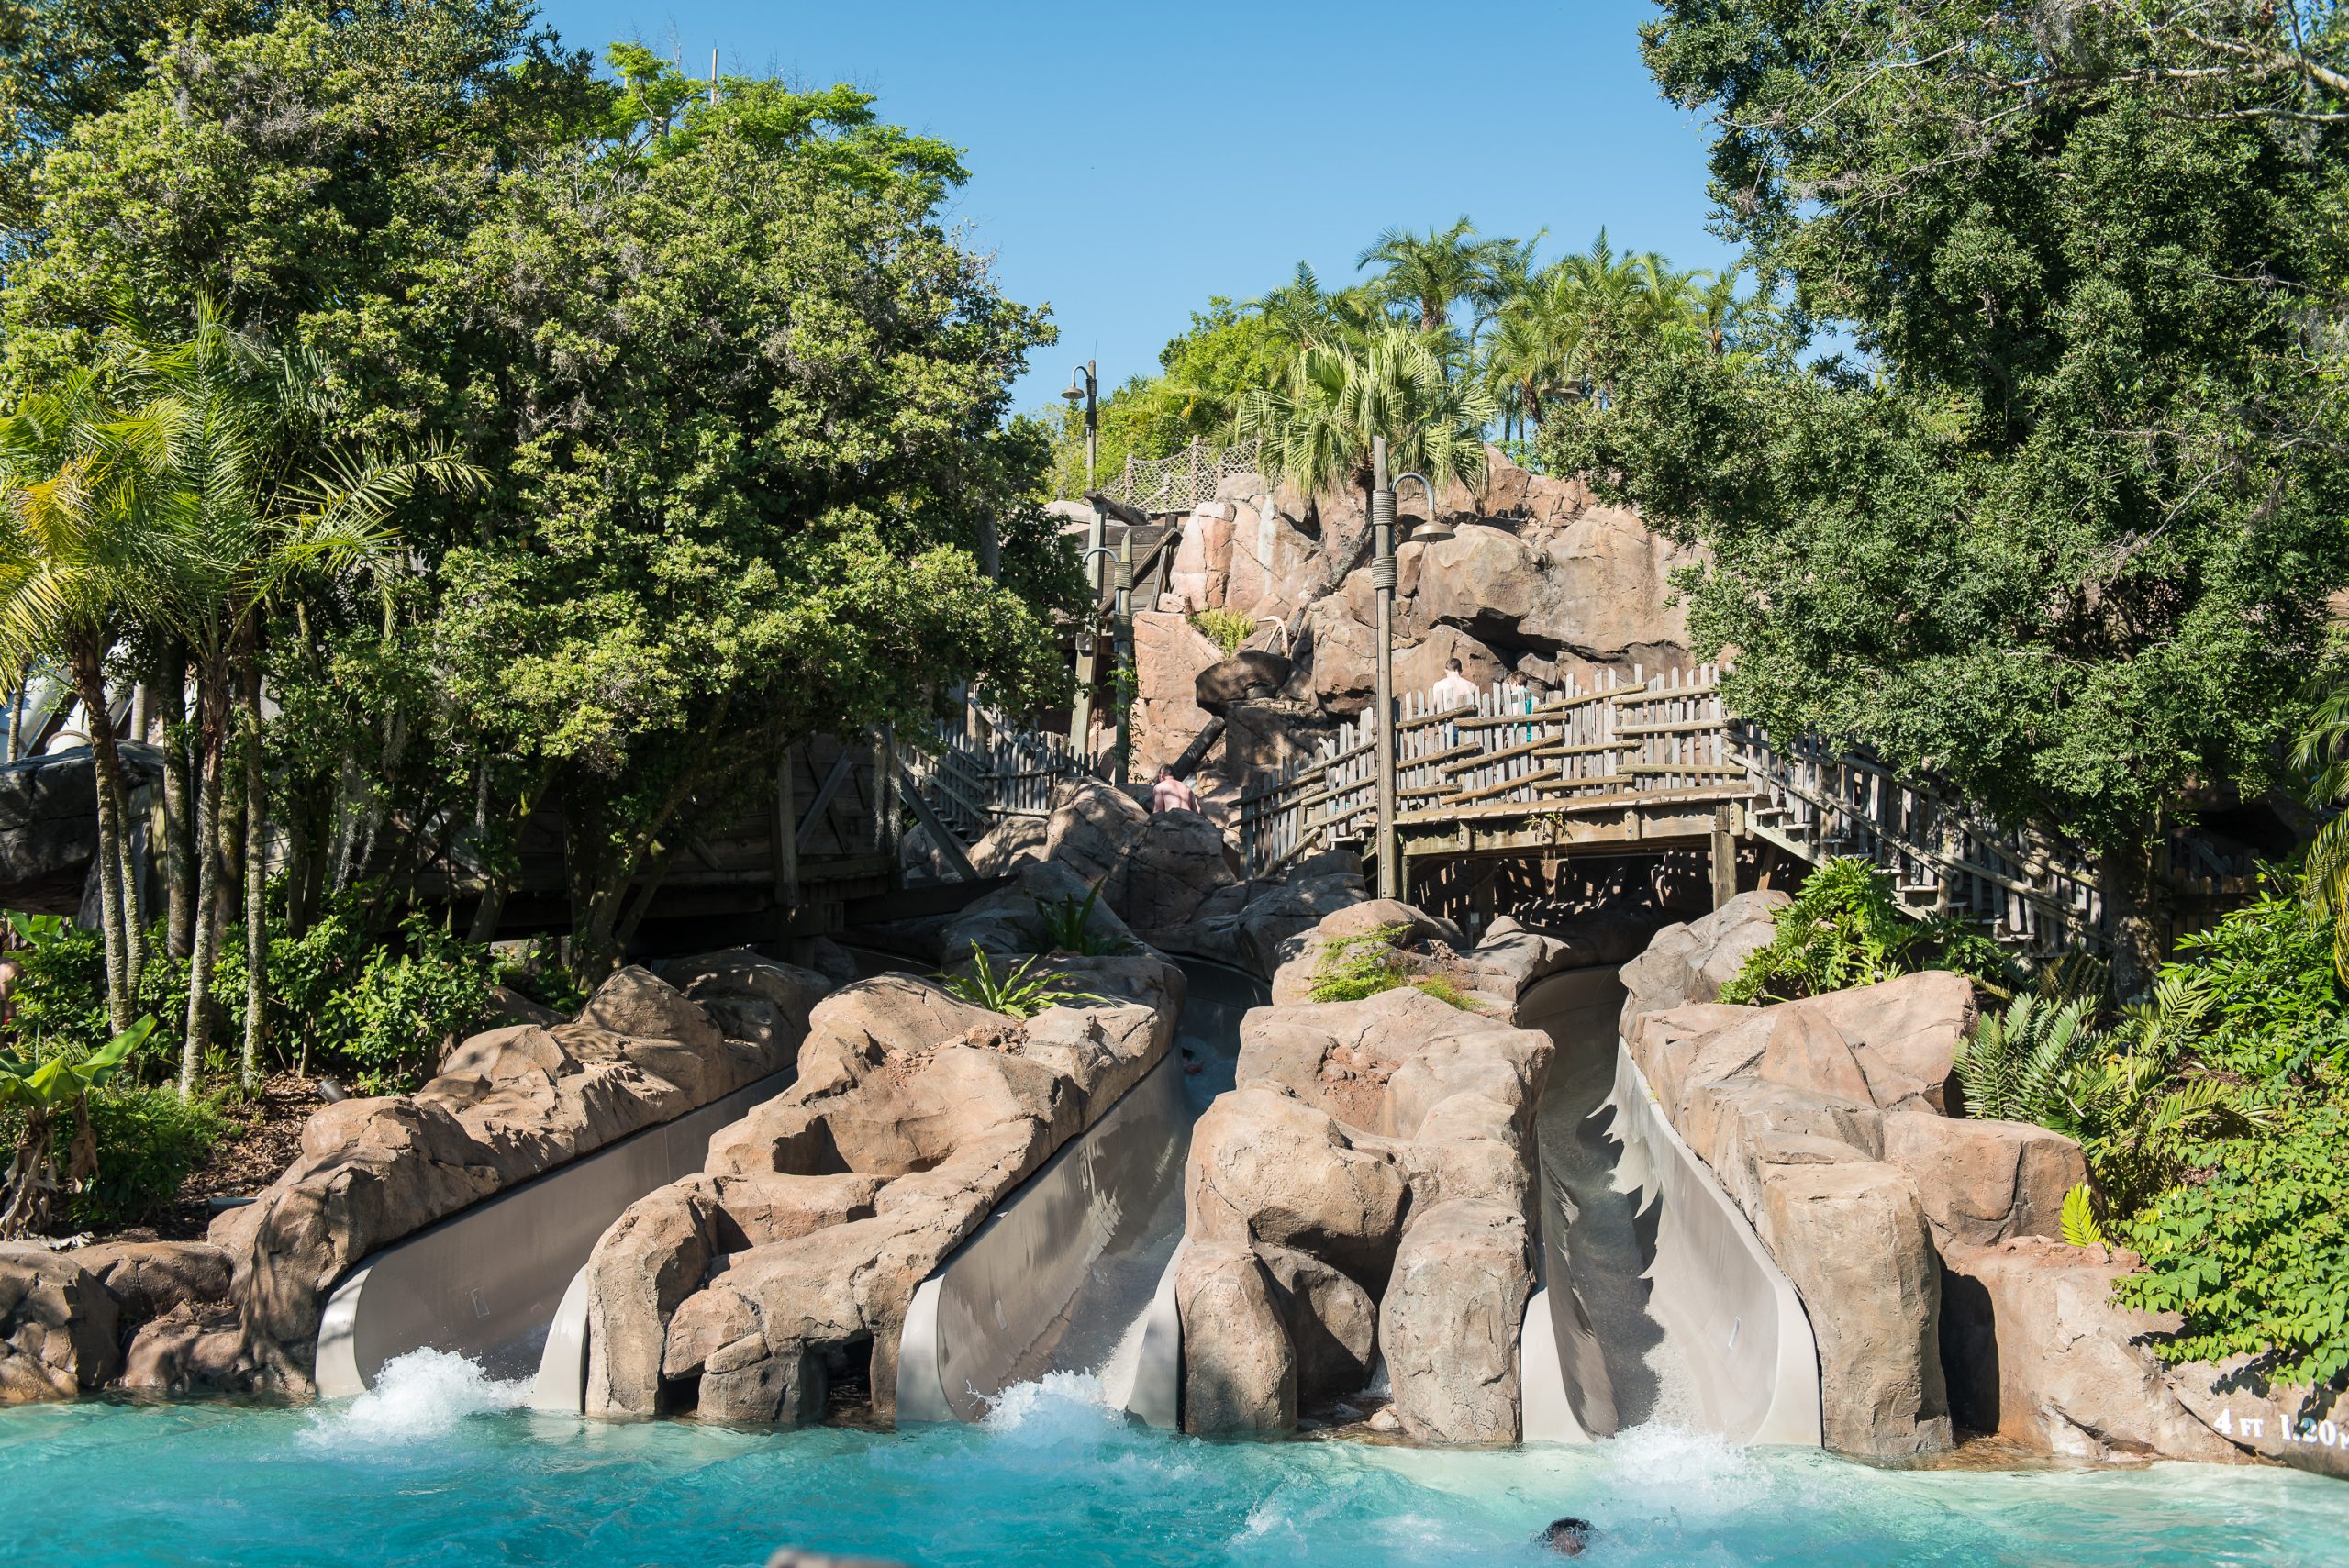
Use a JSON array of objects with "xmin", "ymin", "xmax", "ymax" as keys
[
  {"xmin": 905, "ymin": 717, "xmax": 1089, "ymax": 844},
  {"xmin": 1238, "ymin": 662, "xmax": 2254, "ymax": 960}
]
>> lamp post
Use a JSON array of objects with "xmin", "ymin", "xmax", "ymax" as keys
[
  {"xmin": 1370, "ymin": 438, "xmax": 1400, "ymax": 898},
  {"xmin": 1063, "ymin": 361, "xmax": 1103, "ymax": 771}
]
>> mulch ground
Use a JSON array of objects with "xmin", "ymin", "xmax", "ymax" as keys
[{"xmin": 98, "ymin": 1072, "xmax": 323, "ymax": 1243}]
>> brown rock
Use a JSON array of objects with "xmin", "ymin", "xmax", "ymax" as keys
[
  {"xmin": 1378, "ymin": 1201, "xmax": 1532, "ymax": 1444},
  {"xmin": 1799, "ymin": 970, "xmax": 1976, "ymax": 1113},
  {"xmin": 1176, "ymin": 1241, "xmax": 1296, "ymax": 1434},
  {"xmin": 1186, "ymin": 1086, "xmax": 1408, "ymax": 1291},
  {"xmin": 1943, "ymin": 1237, "xmax": 2240, "ymax": 1463},
  {"xmin": 1883, "ymin": 1112, "xmax": 2086, "ymax": 1249},
  {"xmin": 118, "ymin": 1301, "xmax": 251, "ymax": 1395},
  {"xmin": 1753, "ymin": 1151, "xmax": 1952, "ymax": 1459},
  {"xmin": 0, "ymin": 1246, "xmax": 119, "ymax": 1404},
  {"xmin": 1617, "ymin": 891, "xmax": 1788, "ymax": 1033},
  {"xmin": 72, "ymin": 1240, "xmax": 233, "ymax": 1325},
  {"xmin": 584, "ymin": 1181, "xmax": 722, "ymax": 1415},
  {"xmin": 1254, "ymin": 1243, "xmax": 1376, "ymax": 1406}
]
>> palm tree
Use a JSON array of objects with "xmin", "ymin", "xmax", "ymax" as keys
[
  {"xmin": 1247, "ymin": 262, "xmax": 1382, "ymax": 357},
  {"xmin": 1235, "ymin": 327, "xmax": 1497, "ymax": 517},
  {"xmin": 2297, "ymin": 678, "xmax": 2349, "ymax": 983},
  {"xmin": 1683, "ymin": 265, "xmax": 1783, "ymax": 361},
  {"xmin": 133, "ymin": 303, "xmax": 478, "ymax": 1093},
  {"xmin": 0, "ymin": 373, "xmax": 184, "ymax": 1032},
  {"xmin": 1355, "ymin": 217, "xmax": 1521, "ymax": 340}
]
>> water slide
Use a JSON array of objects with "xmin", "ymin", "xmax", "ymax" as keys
[
  {"xmin": 1514, "ymin": 967, "xmax": 1822, "ymax": 1446},
  {"xmin": 313, "ymin": 1069, "xmax": 793, "ymax": 1397}
]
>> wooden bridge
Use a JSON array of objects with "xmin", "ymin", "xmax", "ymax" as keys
[{"xmin": 1237, "ymin": 662, "xmax": 2253, "ymax": 962}]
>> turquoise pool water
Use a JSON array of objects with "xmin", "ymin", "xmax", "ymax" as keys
[{"xmin": 0, "ymin": 1351, "xmax": 2340, "ymax": 1567}]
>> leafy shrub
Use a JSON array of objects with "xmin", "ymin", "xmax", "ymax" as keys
[
  {"xmin": 937, "ymin": 944, "xmax": 1098, "ymax": 1019},
  {"xmin": 1306, "ymin": 925, "xmax": 1483, "ymax": 1011},
  {"xmin": 1718, "ymin": 857, "xmax": 2014, "ymax": 1004},
  {"xmin": 2164, "ymin": 881, "xmax": 2347, "ymax": 1079},
  {"xmin": 1189, "ymin": 607, "xmax": 1253, "ymax": 656},
  {"xmin": 2114, "ymin": 1097, "xmax": 2349, "ymax": 1386},
  {"xmin": 1025, "ymin": 884, "xmax": 1132, "ymax": 956},
  {"xmin": 320, "ymin": 916, "xmax": 497, "ymax": 1093},
  {"xmin": 1954, "ymin": 993, "xmax": 2104, "ymax": 1123},
  {"xmin": 72, "ymin": 1084, "xmax": 223, "ymax": 1229}
]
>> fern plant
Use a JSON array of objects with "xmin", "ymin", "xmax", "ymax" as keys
[
  {"xmin": 1954, "ymin": 993, "xmax": 2105, "ymax": 1125},
  {"xmin": 1189, "ymin": 607, "xmax": 1254, "ymax": 656},
  {"xmin": 938, "ymin": 945, "xmax": 1100, "ymax": 1021},
  {"xmin": 1024, "ymin": 884, "xmax": 1133, "ymax": 956},
  {"xmin": 2059, "ymin": 1182, "xmax": 2106, "ymax": 1248},
  {"xmin": 1720, "ymin": 857, "xmax": 2011, "ymax": 1003}
]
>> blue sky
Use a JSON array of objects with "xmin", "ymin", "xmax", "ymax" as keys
[{"xmin": 534, "ymin": 0, "xmax": 1735, "ymax": 412}]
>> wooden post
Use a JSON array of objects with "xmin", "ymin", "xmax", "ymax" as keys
[
  {"xmin": 1710, "ymin": 803, "xmax": 1738, "ymax": 909},
  {"xmin": 773, "ymin": 741, "xmax": 799, "ymax": 911}
]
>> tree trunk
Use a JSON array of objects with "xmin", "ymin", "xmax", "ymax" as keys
[
  {"xmin": 156, "ymin": 639, "xmax": 196, "ymax": 960},
  {"xmin": 2101, "ymin": 831, "xmax": 2163, "ymax": 1005},
  {"xmin": 178, "ymin": 661, "xmax": 229, "ymax": 1097},
  {"xmin": 66, "ymin": 639, "xmax": 130, "ymax": 1033},
  {"xmin": 239, "ymin": 635, "xmax": 266, "ymax": 1091}
]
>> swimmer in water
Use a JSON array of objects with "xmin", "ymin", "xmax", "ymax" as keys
[{"xmin": 1538, "ymin": 1517, "xmax": 1594, "ymax": 1556}]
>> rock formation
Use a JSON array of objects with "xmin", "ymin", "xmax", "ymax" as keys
[
  {"xmin": 1121, "ymin": 451, "xmax": 1700, "ymax": 820},
  {"xmin": 578, "ymin": 856, "xmax": 1187, "ymax": 1426},
  {"xmin": 199, "ymin": 953, "xmax": 829, "ymax": 1393},
  {"xmin": 1177, "ymin": 904, "xmax": 1555, "ymax": 1442}
]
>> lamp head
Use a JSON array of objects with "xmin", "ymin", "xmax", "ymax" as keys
[{"xmin": 1063, "ymin": 368, "xmax": 1088, "ymax": 403}]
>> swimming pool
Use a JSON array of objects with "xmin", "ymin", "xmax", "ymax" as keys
[{"xmin": 0, "ymin": 1350, "xmax": 2337, "ymax": 1567}]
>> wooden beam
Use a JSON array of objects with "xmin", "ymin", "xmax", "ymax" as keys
[
  {"xmin": 795, "ymin": 750, "xmax": 857, "ymax": 851},
  {"xmin": 897, "ymin": 760, "xmax": 980, "ymax": 882},
  {"xmin": 1710, "ymin": 804, "xmax": 1738, "ymax": 909}
]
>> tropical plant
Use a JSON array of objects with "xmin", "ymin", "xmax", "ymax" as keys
[
  {"xmin": 1306, "ymin": 925, "xmax": 1482, "ymax": 1012},
  {"xmin": 1235, "ymin": 327, "xmax": 1496, "ymax": 516},
  {"xmin": 938, "ymin": 944, "xmax": 1098, "ymax": 1021},
  {"xmin": 317, "ymin": 915, "xmax": 497, "ymax": 1093},
  {"xmin": 1189, "ymin": 607, "xmax": 1252, "ymax": 657},
  {"xmin": 1355, "ymin": 216, "xmax": 1520, "ymax": 340},
  {"xmin": 2068, "ymin": 974, "xmax": 2274, "ymax": 1219},
  {"xmin": 69, "ymin": 1083, "xmax": 222, "ymax": 1229},
  {"xmin": 2298, "ymin": 673, "xmax": 2349, "ymax": 984},
  {"xmin": 1717, "ymin": 858, "xmax": 2011, "ymax": 1005},
  {"xmin": 1954, "ymin": 992, "xmax": 2106, "ymax": 1125},
  {"xmin": 2059, "ymin": 1181, "xmax": 2105, "ymax": 1249},
  {"xmin": 0, "ymin": 1014, "xmax": 154, "ymax": 1237},
  {"xmin": 1025, "ymin": 883, "xmax": 1133, "ymax": 957},
  {"xmin": 0, "ymin": 369, "xmax": 185, "ymax": 1033}
]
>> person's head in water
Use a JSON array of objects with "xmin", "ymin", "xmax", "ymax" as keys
[{"xmin": 1540, "ymin": 1518, "xmax": 1593, "ymax": 1556}]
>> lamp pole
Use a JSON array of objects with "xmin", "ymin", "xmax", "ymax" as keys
[
  {"xmin": 1063, "ymin": 361, "xmax": 1102, "ymax": 771},
  {"xmin": 1371, "ymin": 438, "xmax": 1400, "ymax": 898}
]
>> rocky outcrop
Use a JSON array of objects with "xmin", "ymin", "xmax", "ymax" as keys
[
  {"xmin": 1617, "ymin": 888, "xmax": 1787, "ymax": 1032},
  {"xmin": 207, "ymin": 955, "xmax": 828, "ymax": 1392},
  {"xmin": 1130, "ymin": 450, "xmax": 1696, "ymax": 815},
  {"xmin": 0, "ymin": 1245, "xmax": 119, "ymax": 1404},
  {"xmin": 1941, "ymin": 1238, "xmax": 2240, "ymax": 1464},
  {"xmin": 1176, "ymin": 1242, "xmax": 1296, "ymax": 1433},
  {"xmin": 1179, "ymin": 904, "xmax": 1554, "ymax": 1442},
  {"xmin": 0, "ymin": 742, "xmax": 163, "ymax": 915},
  {"xmin": 583, "ymin": 947, "xmax": 1186, "ymax": 1425}
]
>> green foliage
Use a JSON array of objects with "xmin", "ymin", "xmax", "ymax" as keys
[
  {"xmin": 2166, "ymin": 880, "xmax": 2349, "ymax": 1079},
  {"xmin": 2060, "ymin": 1182, "xmax": 2105, "ymax": 1250},
  {"xmin": 1189, "ymin": 608, "xmax": 1253, "ymax": 657},
  {"xmin": 1954, "ymin": 993, "xmax": 2105, "ymax": 1124},
  {"xmin": 319, "ymin": 917, "xmax": 496, "ymax": 1093},
  {"xmin": 1564, "ymin": 4, "xmax": 2349, "ymax": 914},
  {"xmin": 1306, "ymin": 926, "xmax": 1482, "ymax": 1012},
  {"xmin": 0, "ymin": 1016, "xmax": 154, "ymax": 1237},
  {"xmin": 1024, "ymin": 884, "xmax": 1131, "ymax": 958},
  {"xmin": 937, "ymin": 945, "xmax": 1097, "ymax": 1021},
  {"xmin": 71, "ymin": 1084, "xmax": 222, "ymax": 1229},
  {"xmin": 1718, "ymin": 859, "xmax": 2011, "ymax": 1005},
  {"xmin": 1237, "ymin": 328, "xmax": 1496, "ymax": 502},
  {"xmin": 2115, "ymin": 1098, "xmax": 2349, "ymax": 1387}
]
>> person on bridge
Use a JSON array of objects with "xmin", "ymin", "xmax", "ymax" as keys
[
  {"xmin": 1431, "ymin": 658, "xmax": 1480, "ymax": 712},
  {"xmin": 1152, "ymin": 765, "xmax": 1199, "ymax": 814}
]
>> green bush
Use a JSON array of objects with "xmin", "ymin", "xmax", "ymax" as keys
[
  {"xmin": 1189, "ymin": 606, "xmax": 1253, "ymax": 656},
  {"xmin": 2164, "ymin": 881, "xmax": 2347, "ymax": 1078},
  {"xmin": 1306, "ymin": 925, "xmax": 1483, "ymax": 1012},
  {"xmin": 71, "ymin": 1086, "xmax": 224, "ymax": 1230},
  {"xmin": 2115, "ymin": 1097, "xmax": 2349, "ymax": 1386},
  {"xmin": 320, "ymin": 916, "xmax": 497, "ymax": 1093},
  {"xmin": 1718, "ymin": 857, "xmax": 2014, "ymax": 1004}
]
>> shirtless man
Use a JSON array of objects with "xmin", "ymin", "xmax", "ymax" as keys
[{"xmin": 1152, "ymin": 765, "xmax": 1199, "ymax": 814}]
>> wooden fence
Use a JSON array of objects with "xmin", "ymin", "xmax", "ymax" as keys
[
  {"xmin": 1238, "ymin": 662, "xmax": 2255, "ymax": 961},
  {"xmin": 906, "ymin": 717, "xmax": 1089, "ymax": 843},
  {"xmin": 1102, "ymin": 438, "xmax": 1264, "ymax": 516}
]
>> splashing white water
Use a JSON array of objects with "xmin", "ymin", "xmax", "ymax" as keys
[
  {"xmin": 1600, "ymin": 1422, "xmax": 1775, "ymax": 1513},
  {"xmin": 305, "ymin": 1348, "xmax": 532, "ymax": 1446},
  {"xmin": 979, "ymin": 1371, "xmax": 1120, "ymax": 1437}
]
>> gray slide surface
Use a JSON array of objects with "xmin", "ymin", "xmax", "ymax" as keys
[
  {"xmin": 1516, "ymin": 967, "xmax": 1821, "ymax": 1447},
  {"xmin": 896, "ymin": 957, "xmax": 1265, "ymax": 1428},
  {"xmin": 313, "ymin": 1069, "xmax": 790, "ymax": 1397}
]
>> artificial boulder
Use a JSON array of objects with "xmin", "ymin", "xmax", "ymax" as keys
[
  {"xmin": 1379, "ymin": 1200, "xmax": 1533, "ymax": 1444},
  {"xmin": 0, "ymin": 1246, "xmax": 119, "ymax": 1404},
  {"xmin": 1175, "ymin": 1242, "xmax": 1297, "ymax": 1434},
  {"xmin": 1616, "ymin": 890, "xmax": 1787, "ymax": 1032}
]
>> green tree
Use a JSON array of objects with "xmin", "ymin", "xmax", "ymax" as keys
[
  {"xmin": 1355, "ymin": 216, "xmax": 1517, "ymax": 342},
  {"xmin": 1553, "ymin": 2, "xmax": 2349, "ymax": 995},
  {"xmin": 1236, "ymin": 326, "xmax": 1497, "ymax": 516}
]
